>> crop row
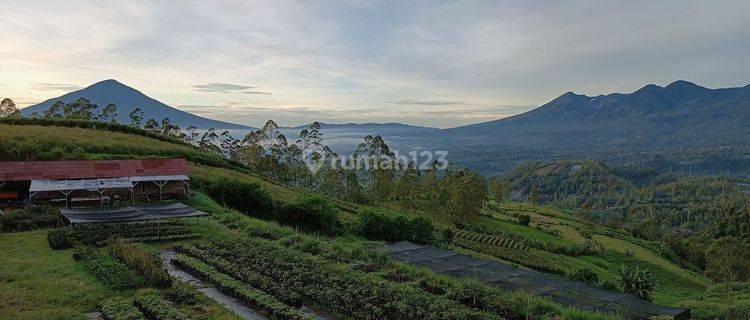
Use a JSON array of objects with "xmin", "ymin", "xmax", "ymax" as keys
[
  {"xmin": 134, "ymin": 293, "xmax": 188, "ymax": 320},
  {"xmin": 172, "ymin": 254, "xmax": 305, "ymax": 320},
  {"xmin": 453, "ymin": 236, "xmax": 567, "ymax": 276},
  {"xmin": 455, "ymin": 226, "xmax": 600, "ymax": 256},
  {"xmin": 100, "ymin": 297, "xmax": 144, "ymax": 320},
  {"xmin": 454, "ymin": 229, "xmax": 532, "ymax": 251},
  {"xmin": 179, "ymin": 238, "xmax": 501, "ymax": 320},
  {"xmin": 176, "ymin": 243, "xmax": 302, "ymax": 305}
]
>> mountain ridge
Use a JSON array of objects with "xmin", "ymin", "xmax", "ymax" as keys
[{"xmin": 21, "ymin": 79, "xmax": 254, "ymax": 130}]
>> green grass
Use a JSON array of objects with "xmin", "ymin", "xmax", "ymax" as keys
[
  {"xmin": 681, "ymin": 282, "xmax": 750, "ymax": 319},
  {"xmin": 476, "ymin": 201, "xmax": 712, "ymax": 306},
  {"xmin": 0, "ymin": 123, "xmax": 231, "ymax": 168},
  {"xmin": 0, "ymin": 230, "xmax": 112, "ymax": 320}
]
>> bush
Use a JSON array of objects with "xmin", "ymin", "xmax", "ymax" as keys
[
  {"xmin": 200, "ymin": 178, "xmax": 275, "ymax": 216},
  {"xmin": 617, "ymin": 264, "xmax": 656, "ymax": 300},
  {"xmin": 447, "ymin": 278, "xmax": 492, "ymax": 309},
  {"xmin": 167, "ymin": 282, "xmax": 199, "ymax": 305},
  {"xmin": 100, "ymin": 297, "xmax": 144, "ymax": 320},
  {"xmin": 569, "ymin": 268, "xmax": 598, "ymax": 284},
  {"xmin": 134, "ymin": 293, "xmax": 187, "ymax": 320},
  {"xmin": 355, "ymin": 208, "xmax": 434, "ymax": 243},
  {"xmin": 440, "ymin": 228, "xmax": 455, "ymax": 244},
  {"xmin": 2, "ymin": 206, "xmax": 63, "ymax": 232},
  {"xmin": 517, "ymin": 214, "xmax": 531, "ymax": 226},
  {"xmin": 177, "ymin": 239, "xmax": 501, "ymax": 320},
  {"xmin": 173, "ymin": 254, "xmax": 305, "ymax": 320},
  {"xmin": 110, "ymin": 240, "xmax": 171, "ymax": 287},
  {"xmin": 74, "ymin": 246, "xmax": 144, "ymax": 290},
  {"xmin": 47, "ymin": 228, "xmax": 74, "ymax": 250},
  {"xmin": 277, "ymin": 195, "xmax": 341, "ymax": 234}
]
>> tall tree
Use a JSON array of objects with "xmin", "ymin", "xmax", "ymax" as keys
[
  {"xmin": 129, "ymin": 107, "xmax": 144, "ymax": 127},
  {"xmin": 0, "ymin": 98, "xmax": 19, "ymax": 117},
  {"xmin": 487, "ymin": 177, "xmax": 506, "ymax": 202},
  {"xmin": 529, "ymin": 180, "xmax": 539, "ymax": 212},
  {"xmin": 143, "ymin": 118, "xmax": 160, "ymax": 132},
  {"xmin": 705, "ymin": 236, "xmax": 750, "ymax": 283},
  {"xmin": 98, "ymin": 103, "xmax": 118, "ymax": 123},
  {"xmin": 43, "ymin": 101, "xmax": 65, "ymax": 118},
  {"xmin": 62, "ymin": 98, "xmax": 97, "ymax": 120}
]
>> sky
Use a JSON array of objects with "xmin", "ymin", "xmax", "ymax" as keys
[{"xmin": 1, "ymin": 1, "xmax": 749, "ymax": 128}]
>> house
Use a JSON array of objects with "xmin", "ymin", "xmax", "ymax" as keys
[{"xmin": 0, "ymin": 158, "xmax": 190, "ymax": 207}]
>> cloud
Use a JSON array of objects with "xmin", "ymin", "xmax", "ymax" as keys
[
  {"xmin": 191, "ymin": 82, "xmax": 271, "ymax": 95},
  {"xmin": 32, "ymin": 83, "xmax": 83, "ymax": 92},
  {"xmin": 391, "ymin": 99, "xmax": 461, "ymax": 106},
  {"xmin": 2, "ymin": 1, "xmax": 749, "ymax": 127}
]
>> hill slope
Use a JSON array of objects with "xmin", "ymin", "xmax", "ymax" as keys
[{"xmin": 20, "ymin": 80, "xmax": 253, "ymax": 130}]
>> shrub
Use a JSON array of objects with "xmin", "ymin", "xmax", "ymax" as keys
[
  {"xmin": 354, "ymin": 208, "xmax": 435, "ymax": 243},
  {"xmin": 276, "ymin": 195, "xmax": 341, "ymax": 234},
  {"xmin": 447, "ymin": 278, "xmax": 492, "ymax": 309},
  {"xmin": 74, "ymin": 246, "xmax": 144, "ymax": 290},
  {"xmin": 47, "ymin": 228, "xmax": 74, "ymax": 250},
  {"xmin": 440, "ymin": 228, "xmax": 455, "ymax": 244},
  {"xmin": 110, "ymin": 240, "xmax": 172, "ymax": 287},
  {"xmin": 166, "ymin": 282, "xmax": 199, "ymax": 305},
  {"xmin": 100, "ymin": 297, "xmax": 144, "ymax": 320},
  {"xmin": 569, "ymin": 268, "xmax": 599, "ymax": 284},
  {"xmin": 177, "ymin": 239, "xmax": 501, "ymax": 320},
  {"xmin": 134, "ymin": 293, "xmax": 188, "ymax": 320},
  {"xmin": 617, "ymin": 264, "xmax": 656, "ymax": 300},
  {"xmin": 517, "ymin": 214, "xmax": 531, "ymax": 226},
  {"xmin": 200, "ymin": 178, "xmax": 275, "ymax": 217},
  {"xmin": 2, "ymin": 206, "xmax": 63, "ymax": 232},
  {"xmin": 173, "ymin": 254, "xmax": 305, "ymax": 319}
]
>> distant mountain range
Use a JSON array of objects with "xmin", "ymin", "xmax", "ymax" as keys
[
  {"xmin": 19, "ymin": 79, "xmax": 750, "ymax": 175},
  {"xmin": 21, "ymin": 79, "xmax": 253, "ymax": 130},
  {"xmin": 445, "ymin": 80, "xmax": 750, "ymax": 149},
  {"xmin": 441, "ymin": 80, "xmax": 750, "ymax": 175}
]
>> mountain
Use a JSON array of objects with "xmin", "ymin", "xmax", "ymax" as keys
[
  {"xmin": 441, "ymin": 80, "xmax": 750, "ymax": 175},
  {"xmin": 21, "ymin": 79, "xmax": 253, "ymax": 130},
  {"xmin": 446, "ymin": 80, "xmax": 750, "ymax": 147}
]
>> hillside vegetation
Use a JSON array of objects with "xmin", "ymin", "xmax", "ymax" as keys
[{"xmin": 1, "ymin": 121, "xmax": 747, "ymax": 319}]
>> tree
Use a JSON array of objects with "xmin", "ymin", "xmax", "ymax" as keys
[
  {"xmin": 529, "ymin": 180, "xmax": 539, "ymax": 212},
  {"xmin": 62, "ymin": 98, "xmax": 97, "ymax": 120},
  {"xmin": 199, "ymin": 127, "xmax": 220, "ymax": 152},
  {"xmin": 44, "ymin": 101, "xmax": 64, "ymax": 118},
  {"xmin": 0, "ymin": 98, "xmax": 19, "ymax": 117},
  {"xmin": 487, "ymin": 177, "xmax": 506, "ymax": 202},
  {"xmin": 143, "ymin": 118, "xmax": 160, "ymax": 132},
  {"xmin": 161, "ymin": 117, "xmax": 180, "ymax": 136},
  {"xmin": 184, "ymin": 125, "xmax": 198, "ymax": 144},
  {"xmin": 129, "ymin": 107, "xmax": 144, "ymax": 127},
  {"xmin": 98, "ymin": 103, "xmax": 118, "ymax": 123},
  {"xmin": 344, "ymin": 169, "xmax": 365, "ymax": 203},
  {"xmin": 705, "ymin": 236, "xmax": 750, "ymax": 283},
  {"xmin": 395, "ymin": 161, "xmax": 420, "ymax": 212},
  {"xmin": 443, "ymin": 168, "xmax": 486, "ymax": 222}
]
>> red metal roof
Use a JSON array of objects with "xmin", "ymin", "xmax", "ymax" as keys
[{"xmin": 0, "ymin": 158, "xmax": 189, "ymax": 181}]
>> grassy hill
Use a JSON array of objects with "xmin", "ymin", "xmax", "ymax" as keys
[{"xmin": 0, "ymin": 121, "xmax": 745, "ymax": 319}]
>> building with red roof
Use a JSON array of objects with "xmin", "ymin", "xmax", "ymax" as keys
[{"xmin": 0, "ymin": 158, "xmax": 190, "ymax": 208}]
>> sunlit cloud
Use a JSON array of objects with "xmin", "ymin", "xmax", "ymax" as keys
[
  {"xmin": 391, "ymin": 100, "xmax": 462, "ymax": 106},
  {"xmin": 33, "ymin": 83, "xmax": 83, "ymax": 92},
  {"xmin": 190, "ymin": 82, "xmax": 270, "ymax": 95}
]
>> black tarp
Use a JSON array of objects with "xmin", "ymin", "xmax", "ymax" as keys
[
  {"xmin": 386, "ymin": 241, "xmax": 690, "ymax": 320},
  {"xmin": 59, "ymin": 203, "xmax": 209, "ymax": 224}
]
